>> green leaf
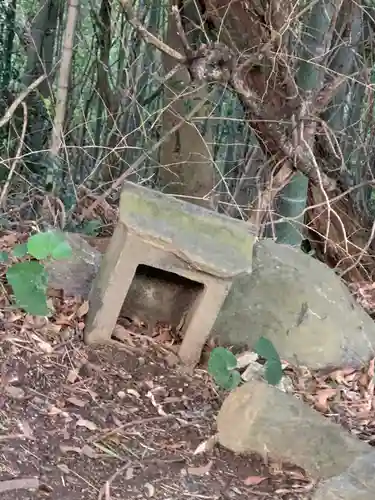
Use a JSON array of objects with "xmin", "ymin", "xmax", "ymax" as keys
[
  {"xmin": 254, "ymin": 336, "xmax": 280, "ymax": 362},
  {"xmin": 208, "ymin": 347, "xmax": 241, "ymax": 390},
  {"xmin": 0, "ymin": 251, "xmax": 9, "ymax": 263},
  {"xmin": 27, "ymin": 230, "xmax": 72, "ymax": 260},
  {"xmin": 81, "ymin": 220, "xmax": 101, "ymax": 236},
  {"xmin": 6, "ymin": 261, "xmax": 50, "ymax": 316},
  {"xmin": 208, "ymin": 347, "xmax": 237, "ymax": 378},
  {"xmin": 212, "ymin": 370, "xmax": 232, "ymax": 388},
  {"xmin": 12, "ymin": 243, "xmax": 28, "ymax": 258},
  {"xmin": 27, "ymin": 232, "xmax": 51, "ymax": 259},
  {"xmin": 264, "ymin": 359, "xmax": 283, "ymax": 386},
  {"xmin": 225, "ymin": 370, "xmax": 242, "ymax": 390},
  {"xmin": 50, "ymin": 239, "xmax": 72, "ymax": 260},
  {"xmin": 212, "ymin": 369, "xmax": 241, "ymax": 391}
]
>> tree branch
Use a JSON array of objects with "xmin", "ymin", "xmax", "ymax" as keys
[
  {"xmin": 118, "ymin": 0, "xmax": 185, "ymax": 62},
  {"xmin": 119, "ymin": 5, "xmax": 337, "ymax": 192}
]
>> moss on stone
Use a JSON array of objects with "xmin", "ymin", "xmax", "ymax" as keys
[{"xmin": 120, "ymin": 186, "xmax": 254, "ymax": 261}]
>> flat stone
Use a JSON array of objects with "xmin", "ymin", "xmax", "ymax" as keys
[{"xmin": 117, "ymin": 182, "xmax": 254, "ymax": 278}]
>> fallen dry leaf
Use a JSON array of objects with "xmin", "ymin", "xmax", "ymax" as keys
[
  {"xmin": 112, "ymin": 325, "xmax": 135, "ymax": 344},
  {"xmin": 125, "ymin": 467, "xmax": 134, "ymax": 480},
  {"xmin": 57, "ymin": 464, "xmax": 70, "ymax": 474},
  {"xmin": 47, "ymin": 406, "xmax": 63, "ymax": 416},
  {"xmin": 26, "ymin": 316, "xmax": 48, "ymax": 329},
  {"xmin": 36, "ymin": 340, "xmax": 53, "ymax": 353},
  {"xmin": 243, "ymin": 475, "xmax": 267, "ymax": 486},
  {"xmin": 0, "ymin": 477, "xmax": 40, "ymax": 493},
  {"xmin": 127, "ymin": 389, "xmax": 141, "ymax": 399},
  {"xmin": 328, "ymin": 367, "xmax": 355, "ymax": 384},
  {"xmin": 18, "ymin": 420, "xmax": 33, "ymax": 439},
  {"xmin": 81, "ymin": 444, "xmax": 99, "ymax": 458},
  {"xmin": 236, "ymin": 351, "xmax": 258, "ymax": 369},
  {"xmin": 48, "ymin": 323, "xmax": 62, "ymax": 335},
  {"xmin": 193, "ymin": 435, "xmax": 218, "ymax": 455},
  {"xmin": 60, "ymin": 444, "xmax": 99, "ymax": 458},
  {"xmin": 314, "ymin": 388, "xmax": 337, "ymax": 412},
  {"xmin": 66, "ymin": 368, "xmax": 79, "ymax": 384},
  {"xmin": 5, "ymin": 385, "xmax": 25, "ymax": 399}
]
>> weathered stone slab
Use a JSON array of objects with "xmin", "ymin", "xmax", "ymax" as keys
[
  {"xmin": 217, "ymin": 379, "xmax": 371, "ymax": 481},
  {"xmin": 84, "ymin": 182, "xmax": 255, "ymax": 367},
  {"xmin": 115, "ymin": 182, "xmax": 254, "ymax": 278},
  {"xmin": 213, "ymin": 239, "xmax": 375, "ymax": 369}
]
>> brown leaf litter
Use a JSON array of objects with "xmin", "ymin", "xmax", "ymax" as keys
[
  {"xmin": 0, "ymin": 297, "xmax": 313, "ymax": 500},
  {"xmin": 1, "ymin": 230, "xmax": 374, "ymax": 499}
]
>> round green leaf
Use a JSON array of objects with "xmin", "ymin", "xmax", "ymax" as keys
[
  {"xmin": 14, "ymin": 288, "xmax": 50, "ymax": 316},
  {"xmin": 27, "ymin": 230, "xmax": 72, "ymax": 260},
  {"xmin": 212, "ymin": 371, "xmax": 232, "ymax": 388},
  {"xmin": 254, "ymin": 336, "xmax": 280, "ymax": 362},
  {"xmin": 27, "ymin": 232, "xmax": 51, "ymax": 259},
  {"xmin": 208, "ymin": 347, "xmax": 237, "ymax": 379},
  {"xmin": 225, "ymin": 370, "xmax": 241, "ymax": 390},
  {"xmin": 264, "ymin": 359, "xmax": 283, "ymax": 386},
  {"xmin": 51, "ymin": 239, "xmax": 72, "ymax": 260},
  {"xmin": 12, "ymin": 243, "xmax": 28, "ymax": 258},
  {"xmin": 212, "ymin": 369, "xmax": 241, "ymax": 390},
  {"xmin": 6, "ymin": 261, "xmax": 50, "ymax": 316}
]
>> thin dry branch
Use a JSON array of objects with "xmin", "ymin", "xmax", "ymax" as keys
[
  {"xmin": 0, "ymin": 102, "xmax": 28, "ymax": 208},
  {"xmin": 119, "ymin": 0, "xmax": 185, "ymax": 62},
  {"xmin": 0, "ymin": 75, "xmax": 46, "ymax": 128},
  {"xmin": 171, "ymin": 5, "xmax": 193, "ymax": 59},
  {"xmin": 314, "ymin": 74, "xmax": 350, "ymax": 111}
]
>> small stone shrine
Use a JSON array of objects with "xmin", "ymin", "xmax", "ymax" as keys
[{"xmin": 84, "ymin": 182, "xmax": 254, "ymax": 367}]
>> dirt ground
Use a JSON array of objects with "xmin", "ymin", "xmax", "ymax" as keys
[{"xmin": 0, "ymin": 299, "xmax": 314, "ymax": 500}]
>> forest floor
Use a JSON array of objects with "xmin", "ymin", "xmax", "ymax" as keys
[
  {"xmin": 1, "ymin": 230, "xmax": 375, "ymax": 500},
  {"xmin": 0, "ymin": 294, "xmax": 314, "ymax": 500}
]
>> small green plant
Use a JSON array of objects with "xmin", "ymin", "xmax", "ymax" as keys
[
  {"xmin": 208, "ymin": 336, "xmax": 283, "ymax": 390},
  {"xmin": 253, "ymin": 336, "xmax": 283, "ymax": 386},
  {"xmin": 3, "ymin": 230, "xmax": 72, "ymax": 316},
  {"xmin": 208, "ymin": 347, "xmax": 241, "ymax": 390}
]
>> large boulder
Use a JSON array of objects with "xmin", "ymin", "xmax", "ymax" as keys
[{"xmin": 213, "ymin": 239, "xmax": 375, "ymax": 369}]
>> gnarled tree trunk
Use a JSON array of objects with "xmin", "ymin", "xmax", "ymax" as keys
[{"xmin": 193, "ymin": 0, "xmax": 375, "ymax": 282}]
